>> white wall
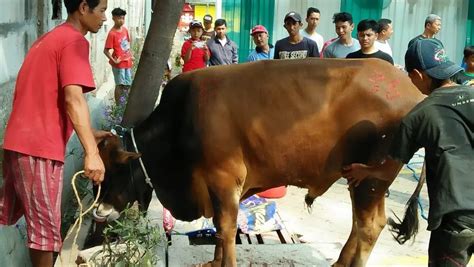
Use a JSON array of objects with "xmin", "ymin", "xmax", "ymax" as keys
[{"xmin": 382, "ymin": 0, "xmax": 468, "ymax": 65}]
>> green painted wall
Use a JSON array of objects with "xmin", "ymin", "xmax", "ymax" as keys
[
  {"xmin": 222, "ymin": 0, "xmax": 275, "ymax": 62},
  {"xmin": 466, "ymin": 0, "xmax": 474, "ymax": 45},
  {"xmin": 340, "ymin": 0, "xmax": 383, "ymax": 37}
]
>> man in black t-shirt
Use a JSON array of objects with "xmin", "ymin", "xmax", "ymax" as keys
[
  {"xmin": 342, "ymin": 39, "xmax": 474, "ymax": 266},
  {"xmin": 274, "ymin": 11, "xmax": 319, "ymax": 59},
  {"xmin": 346, "ymin": 19, "xmax": 393, "ymax": 65}
]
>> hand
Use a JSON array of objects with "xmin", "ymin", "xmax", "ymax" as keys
[
  {"xmin": 93, "ymin": 130, "xmax": 113, "ymax": 144},
  {"xmin": 114, "ymin": 56, "xmax": 122, "ymax": 64},
  {"xmin": 84, "ymin": 151, "xmax": 105, "ymax": 185},
  {"xmin": 341, "ymin": 163, "xmax": 371, "ymax": 187}
]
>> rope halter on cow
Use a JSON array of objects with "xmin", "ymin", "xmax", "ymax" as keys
[
  {"xmin": 111, "ymin": 125, "xmax": 154, "ymax": 189},
  {"xmin": 130, "ymin": 128, "xmax": 154, "ymax": 189}
]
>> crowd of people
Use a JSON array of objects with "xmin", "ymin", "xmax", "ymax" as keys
[
  {"xmin": 1, "ymin": 1, "xmax": 473, "ymax": 266},
  {"xmin": 179, "ymin": 8, "xmax": 474, "ymax": 85}
]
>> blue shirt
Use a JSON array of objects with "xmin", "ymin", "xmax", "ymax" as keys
[{"xmin": 247, "ymin": 45, "xmax": 274, "ymax": 62}]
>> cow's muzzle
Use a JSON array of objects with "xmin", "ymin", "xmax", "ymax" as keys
[{"xmin": 93, "ymin": 203, "xmax": 120, "ymax": 223}]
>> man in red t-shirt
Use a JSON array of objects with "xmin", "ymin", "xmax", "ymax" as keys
[
  {"xmin": 181, "ymin": 20, "xmax": 210, "ymax": 73},
  {"xmin": 1, "ymin": 1, "xmax": 111, "ymax": 266},
  {"xmin": 104, "ymin": 7, "xmax": 133, "ymax": 105}
]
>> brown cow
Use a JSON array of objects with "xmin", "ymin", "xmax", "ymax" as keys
[{"xmin": 96, "ymin": 58, "xmax": 423, "ymax": 266}]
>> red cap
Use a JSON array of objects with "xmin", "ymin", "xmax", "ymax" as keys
[{"xmin": 250, "ymin": 25, "xmax": 268, "ymax": 35}]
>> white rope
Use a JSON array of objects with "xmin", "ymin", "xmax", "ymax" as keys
[
  {"xmin": 63, "ymin": 170, "xmax": 102, "ymax": 249},
  {"xmin": 130, "ymin": 128, "xmax": 154, "ymax": 188}
]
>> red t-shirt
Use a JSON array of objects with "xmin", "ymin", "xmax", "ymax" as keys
[
  {"xmin": 104, "ymin": 27, "xmax": 133, "ymax": 69},
  {"xmin": 3, "ymin": 23, "xmax": 95, "ymax": 162},
  {"xmin": 181, "ymin": 39, "xmax": 208, "ymax": 72}
]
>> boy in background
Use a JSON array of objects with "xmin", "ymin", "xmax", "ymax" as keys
[
  {"xmin": 456, "ymin": 46, "xmax": 474, "ymax": 86},
  {"xmin": 104, "ymin": 7, "xmax": 133, "ymax": 105},
  {"xmin": 181, "ymin": 20, "xmax": 210, "ymax": 72},
  {"xmin": 201, "ymin": 14, "xmax": 215, "ymax": 41}
]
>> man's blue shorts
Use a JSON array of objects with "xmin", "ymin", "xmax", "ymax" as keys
[{"xmin": 112, "ymin": 67, "xmax": 132, "ymax": 86}]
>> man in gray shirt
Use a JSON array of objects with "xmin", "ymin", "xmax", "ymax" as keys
[
  {"xmin": 407, "ymin": 14, "xmax": 443, "ymax": 48},
  {"xmin": 206, "ymin": 18, "xmax": 238, "ymax": 65},
  {"xmin": 323, "ymin": 12, "xmax": 360, "ymax": 58}
]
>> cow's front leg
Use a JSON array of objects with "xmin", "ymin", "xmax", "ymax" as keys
[{"xmin": 211, "ymin": 187, "xmax": 240, "ymax": 267}]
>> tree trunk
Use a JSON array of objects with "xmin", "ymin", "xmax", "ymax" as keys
[{"xmin": 121, "ymin": 0, "xmax": 185, "ymax": 127}]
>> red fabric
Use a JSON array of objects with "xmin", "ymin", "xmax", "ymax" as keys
[
  {"xmin": 181, "ymin": 39, "xmax": 208, "ymax": 72},
  {"xmin": 0, "ymin": 150, "xmax": 64, "ymax": 252},
  {"xmin": 257, "ymin": 186, "xmax": 287, "ymax": 199},
  {"xmin": 105, "ymin": 27, "xmax": 133, "ymax": 69},
  {"xmin": 163, "ymin": 208, "xmax": 175, "ymax": 233},
  {"xmin": 3, "ymin": 23, "xmax": 95, "ymax": 162},
  {"xmin": 320, "ymin": 37, "xmax": 338, "ymax": 58}
]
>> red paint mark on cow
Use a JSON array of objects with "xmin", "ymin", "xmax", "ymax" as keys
[
  {"xmin": 386, "ymin": 79, "xmax": 401, "ymax": 100},
  {"xmin": 368, "ymin": 71, "xmax": 386, "ymax": 94},
  {"xmin": 368, "ymin": 70, "xmax": 401, "ymax": 101}
]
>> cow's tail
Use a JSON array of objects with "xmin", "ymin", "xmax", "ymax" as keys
[{"xmin": 387, "ymin": 162, "xmax": 426, "ymax": 244}]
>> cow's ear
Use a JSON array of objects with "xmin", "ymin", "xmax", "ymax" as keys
[{"xmin": 116, "ymin": 150, "xmax": 141, "ymax": 164}]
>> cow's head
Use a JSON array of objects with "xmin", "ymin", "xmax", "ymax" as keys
[
  {"xmin": 94, "ymin": 134, "xmax": 149, "ymax": 222},
  {"xmin": 96, "ymin": 132, "xmax": 209, "ymax": 223}
]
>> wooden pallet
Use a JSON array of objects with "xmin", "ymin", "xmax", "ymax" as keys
[{"xmin": 168, "ymin": 223, "xmax": 331, "ymax": 266}]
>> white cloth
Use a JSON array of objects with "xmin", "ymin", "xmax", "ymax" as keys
[
  {"xmin": 375, "ymin": 40, "xmax": 393, "ymax": 57},
  {"xmin": 300, "ymin": 29, "xmax": 324, "ymax": 52},
  {"xmin": 218, "ymin": 37, "xmax": 227, "ymax": 47}
]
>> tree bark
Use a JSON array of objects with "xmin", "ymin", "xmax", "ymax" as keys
[{"xmin": 121, "ymin": 0, "xmax": 185, "ymax": 127}]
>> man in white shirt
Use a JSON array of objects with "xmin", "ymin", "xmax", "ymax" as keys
[
  {"xmin": 300, "ymin": 7, "xmax": 324, "ymax": 53},
  {"xmin": 375, "ymin": 18, "xmax": 393, "ymax": 57}
]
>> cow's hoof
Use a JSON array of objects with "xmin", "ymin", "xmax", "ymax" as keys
[{"xmin": 194, "ymin": 260, "xmax": 221, "ymax": 267}]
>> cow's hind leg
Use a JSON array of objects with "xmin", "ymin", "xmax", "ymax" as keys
[
  {"xmin": 334, "ymin": 179, "xmax": 388, "ymax": 267},
  {"xmin": 353, "ymin": 179, "xmax": 388, "ymax": 266},
  {"xmin": 334, "ymin": 202, "xmax": 358, "ymax": 267}
]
